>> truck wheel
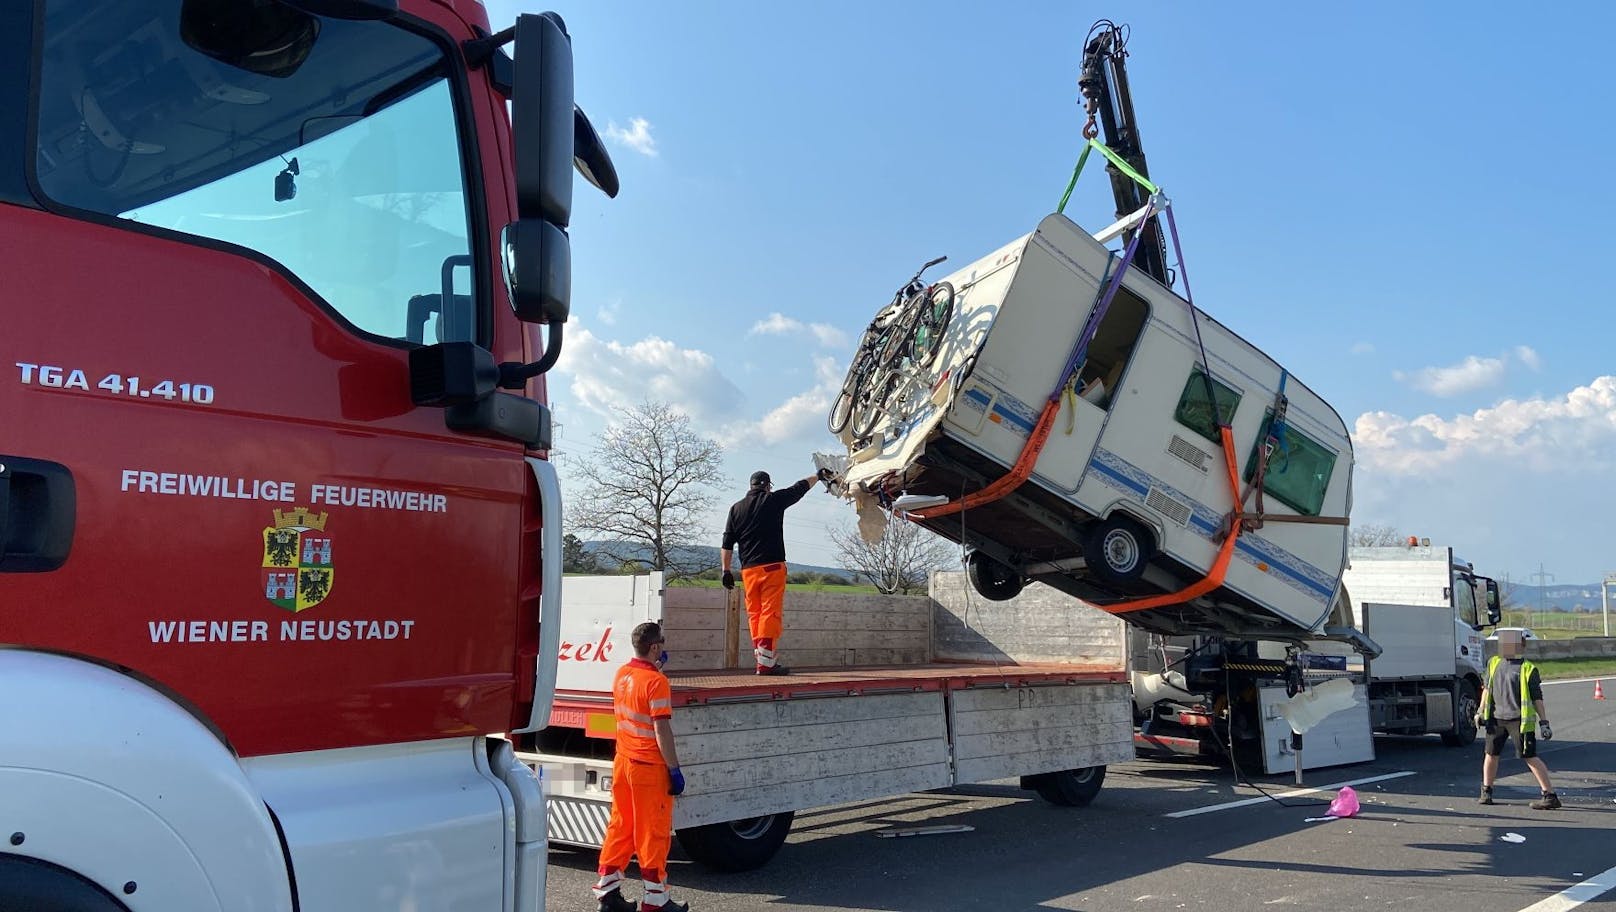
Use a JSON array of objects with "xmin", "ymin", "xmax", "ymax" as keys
[
  {"xmin": 1024, "ymin": 766, "xmax": 1106, "ymax": 807},
  {"xmin": 967, "ymin": 550, "xmax": 1023, "ymax": 601},
  {"xmin": 676, "ymin": 812, "xmax": 794, "ymax": 872},
  {"xmin": 0, "ymin": 855, "xmax": 131, "ymax": 911},
  {"xmin": 1441, "ymin": 679, "xmax": 1480, "ymax": 747},
  {"xmin": 1084, "ymin": 515, "xmax": 1154, "ymax": 586}
]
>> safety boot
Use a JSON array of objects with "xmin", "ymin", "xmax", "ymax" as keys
[
  {"xmin": 1531, "ymin": 792, "xmax": 1562, "ymax": 810},
  {"xmin": 640, "ymin": 902, "xmax": 689, "ymax": 912},
  {"xmin": 598, "ymin": 888, "xmax": 636, "ymax": 912},
  {"xmin": 756, "ymin": 664, "xmax": 791, "ymax": 676},
  {"xmin": 1477, "ymin": 785, "xmax": 1494, "ymax": 806}
]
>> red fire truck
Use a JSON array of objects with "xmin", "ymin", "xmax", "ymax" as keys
[{"xmin": 0, "ymin": 1, "xmax": 615, "ymax": 908}]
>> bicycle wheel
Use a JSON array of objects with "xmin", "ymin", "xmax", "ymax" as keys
[
  {"xmin": 909, "ymin": 282, "xmax": 955, "ymax": 368},
  {"xmin": 849, "ymin": 367, "xmax": 899, "ymax": 440}
]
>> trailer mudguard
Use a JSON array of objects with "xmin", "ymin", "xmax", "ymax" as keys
[{"xmin": 0, "ymin": 651, "xmax": 294, "ymax": 912}]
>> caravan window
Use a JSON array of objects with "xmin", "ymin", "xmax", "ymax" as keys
[
  {"xmin": 1173, "ymin": 369, "xmax": 1241, "ymax": 443},
  {"xmin": 1244, "ymin": 412, "xmax": 1336, "ymax": 516}
]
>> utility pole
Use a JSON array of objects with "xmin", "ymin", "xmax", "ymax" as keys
[
  {"xmin": 1529, "ymin": 564, "xmax": 1555, "ymax": 625},
  {"xmin": 1604, "ymin": 573, "xmax": 1616, "ymax": 638}
]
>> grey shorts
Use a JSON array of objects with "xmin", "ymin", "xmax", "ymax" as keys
[{"xmin": 1484, "ymin": 718, "xmax": 1538, "ymax": 759}]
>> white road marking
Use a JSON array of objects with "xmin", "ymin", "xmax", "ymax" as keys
[
  {"xmin": 1165, "ymin": 771, "xmax": 1416, "ymax": 818},
  {"xmin": 1542, "ymin": 676, "xmax": 1612, "ymax": 687},
  {"xmin": 1517, "ymin": 863, "xmax": 1616, "ymax": 911}
]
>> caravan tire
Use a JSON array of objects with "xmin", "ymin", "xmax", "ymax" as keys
[
  {"xmin": 967, "ymin": 550, "xmax": 1023, "ymax": 601},
  {"xmin": 1025, "ymin": 766, "xmax": 1106, "ymax": 807},
  {"xmin": 1442, "ymin": 679, "xmax": 1480, "ymax": 747},
  {"xmin": 0, "ymin": 855, "xmax": 132, "ymax": 911},
  {"xmin": 676, "ymin": 812, "xmax": 794, "ymax": 872},
  {"xmin": 1084, "ymin": 515, "xmax": 1154, "ymax": 586}
]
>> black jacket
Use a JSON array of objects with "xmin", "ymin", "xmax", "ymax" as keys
[{"xmin": 722, "ymin": 480, "xmax": 810, "ymax": 567}]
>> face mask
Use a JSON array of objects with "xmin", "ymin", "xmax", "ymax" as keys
[{"xmin": 657, "ymin": 649, "xmax": 669, "ymax": 669}]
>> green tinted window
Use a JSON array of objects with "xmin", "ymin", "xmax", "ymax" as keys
[
  {"xmin": 1173, "ymin": 369, "xmax": 1240, "ymax": 443},
  {"xmin": 1245, "ymin": 413, "xmax": 1336, "ymax": 516}
]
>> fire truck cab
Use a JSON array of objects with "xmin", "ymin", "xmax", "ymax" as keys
[{"xmin": 0, "ymin": 1, "xmax": 614, "ymax": 908}]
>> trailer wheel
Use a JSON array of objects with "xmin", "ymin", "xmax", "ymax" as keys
[
  {"xmin": 676, "ymin": 812, "xmax": 794, "ymax": 872},
  {"xmin": 967, "ymin": 550, "xmax": 1023, "ymax": 601},
  {"xmin": 1084, "ymin": 515, "xmax": 1154, "ymax": 586},
  {"xmin": 0, "ymin": 855, "xmax": 132, "ymax": 911},
  {"xmin": 1024, "ymin": 766, "xmax": 1106, "ymax": 807},
  {"xmin": 1442, "ymin": 679, "xmax": 1480, "ymax": 747}
]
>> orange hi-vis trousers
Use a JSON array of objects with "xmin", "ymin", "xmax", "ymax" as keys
[
  {"xmin": 595, "ymin": 755, "xmax": 674, "ymax": 903},
  {"xmin": 742, "ymin": 562, "xmax": 787, "ymax": 669}
]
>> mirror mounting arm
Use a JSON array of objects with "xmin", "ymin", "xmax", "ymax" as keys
[{"xmin": 498, "ymin": 323, "xmax": 563, "ymax": 389}]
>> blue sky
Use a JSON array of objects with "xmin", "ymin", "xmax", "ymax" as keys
[{"xmin": 489, "ymin": 1, "xmax": 1616, "ymax": 586}]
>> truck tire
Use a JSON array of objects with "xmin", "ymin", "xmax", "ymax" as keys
[
  {"xmin": 0, "ymin": 855, "xmax": 131, "ymax": 912},
  {"xmin": 676, "ymin": 812, "xmax": 794, "ymax": 872},
  {"xmin": 1024, "ymin": 766, "xmax": 1106, "ymax": 807},
  {"xmin": 967, "ymin": 550, "xmax": 1024, "ymax": 601},
  {"xmin": 1441, "ymin": 679, "xmax": 1480, "ymax": 747},
  {"xmin": 1084, "ymin": 515, "xmax": 1153, "ymax": 587}
]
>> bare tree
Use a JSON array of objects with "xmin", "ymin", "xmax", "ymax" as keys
[
  {"xmin": 829, "ymin": 517, "xmax": 955, "ymax": 595},
  {"xmin": 566, "ymin": 401, "xmax": 726, "ymax": 582},
  {"xmin": 1349, "ymin": 523, "xmax": 1405, "ymax": 547}
]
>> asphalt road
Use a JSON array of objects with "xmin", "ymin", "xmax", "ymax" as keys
[{"xmin": 544, "ymin": 678, "xmax": 1616, "ymax": 912}]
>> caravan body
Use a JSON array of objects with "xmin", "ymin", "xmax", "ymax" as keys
[{"xmin": 838, "ymin": 213, "xmax": 1353, "ymax": 641}]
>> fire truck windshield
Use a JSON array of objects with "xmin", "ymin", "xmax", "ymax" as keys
[{"xmin": 32, "ymin": 0, "xmax": 477, "ymax": 344}]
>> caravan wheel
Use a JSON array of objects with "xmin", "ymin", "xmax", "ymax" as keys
[
  {"xmin": 1084, "ymin": 515, "xmax": 1154, "ymax": 586},
  {"xmin": 967, "ymin": 550, "xmax": 1023, "ymax": 601}
]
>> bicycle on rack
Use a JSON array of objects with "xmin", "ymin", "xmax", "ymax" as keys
[{"xmin": 828, "ymin": 256, "xmax": 957, "ymax": 439}]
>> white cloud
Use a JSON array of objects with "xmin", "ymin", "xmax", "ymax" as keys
[
  {"xmin": 750, "ymin": 313, "xmax": 802, "ymax": 335},
  {"xmin": 597, "ymin": 300, "xmax": 621, "ymax": 326},
  {"xmin": 554, "ymin": 326, "xmax": 743, "ymax": 426},
  {"xmin": 1354, "ymin": 375, "xmax": 1616, "ymax": 476},
  {"xmin": 748, "ymin": 312, "xmax": 849, "ymax": 349},
  {"xmin": 1393, "ymin": 347, "xmax": 1547, "ymax": 397},
  {"xmin": 748, "ymin": 356, "xmax": 845, "ymax": 445},
  {"xmin": 604, "ymin": 117, "xmax": 657, "ymax": 157},
  {"xmin": 1350, "ymin": 375, "xmax": 1616, "ymax": 583},
  {"xmin": 1393, "ymin": 355, "xmax": 1507, "ymax": 397},
  {"xmin": 1350, "ymin": 342, "xmax": 1375, "ymax": 355}
]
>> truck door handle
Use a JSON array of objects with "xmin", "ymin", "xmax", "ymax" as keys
[{"xmin": 0, "ymin": 455, "xmax": 76, "ymax": 572}]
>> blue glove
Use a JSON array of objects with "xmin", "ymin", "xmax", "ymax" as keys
[
  {"xmin": 721, "ymin": 571, "xmax": 734, "ymax": 590},
  {"xmin": 1539, "ymin": 720, "xmax": 1553, "ymax": 741},
  {"xmin": 668, "ymin": 766, "xmax": 686, "ymax": 796}
]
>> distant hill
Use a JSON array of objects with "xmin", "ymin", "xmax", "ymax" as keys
[
  {"xmin": 578, "ymin": 540, "xmax": 856, "ymax": 581},
  {"xmin": 1505, "ymin": 581, "xmax": 1612, "ymax": 613}
]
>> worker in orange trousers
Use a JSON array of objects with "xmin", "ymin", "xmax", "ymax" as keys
[
  {"xmin": 592, "ymin": 622, "xmax": 690, "ymax": 912},
  {"xmin": 720, "ymin": 467, "xmax": 828, "ymax": 675}
]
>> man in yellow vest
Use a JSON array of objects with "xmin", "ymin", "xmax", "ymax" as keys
[{"xmin": 1476, "ymin": 628, "xmax": 1559, "ymax": 809}]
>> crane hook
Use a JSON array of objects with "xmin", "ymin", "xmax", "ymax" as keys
[{"xmin": 1082, "ymin": 98, "xmax": 1100, "ymax": 140}]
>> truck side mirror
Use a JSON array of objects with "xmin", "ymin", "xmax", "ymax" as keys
[
  {"xmin": 1483, "ymin": 578, "xmax": 1502, "ymax": 626},
  {"xmin": 505, "ymin": 12, "xmax": 574, "ymax": 327}
]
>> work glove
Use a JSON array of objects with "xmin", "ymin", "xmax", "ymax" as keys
[
  {"xmin": 1539, "ymin": 720, "xmax": 1553, "ymax": 741},
  {"xmin": 668, "ymin": 766, "xmax": 686, "ymax": 796},
  {"xmin": 721, "ymin": 571, "xmax": 735, "ymax": 590},
  {"xmin": 817, "ymin": 467, "xmax": 836, "ymax": 482},
  {"xmin": 1472, "ymin": 711, "xmax": 1484, "ymax": 731}
]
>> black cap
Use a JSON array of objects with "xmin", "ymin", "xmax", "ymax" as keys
[{"xmin": 749, "ymin": 470, "xmax": 771, "ymax": 488}]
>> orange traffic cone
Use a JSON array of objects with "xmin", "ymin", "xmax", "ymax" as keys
[{"xmin": 1595, "ymin": 680, "xmax": 1606, "ymax": 700}]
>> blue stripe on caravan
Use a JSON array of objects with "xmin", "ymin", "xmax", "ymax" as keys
[{"xmin": 1087, "ymin": 449, "xmax": 1334, "ymax": 602}]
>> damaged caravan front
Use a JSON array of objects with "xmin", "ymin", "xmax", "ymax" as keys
[{"xmin": 825, "ymin": 211, "xmax": 1356, "ymax": 643}]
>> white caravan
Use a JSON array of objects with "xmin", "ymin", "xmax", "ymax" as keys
[{"xmin": 829, "ymin": 212, "xmax": 1355, "ymax": 643}]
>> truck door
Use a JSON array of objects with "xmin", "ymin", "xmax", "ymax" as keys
[{"xmin": 4, "ymin": 0, "xmax": 531, "ymax": 757}]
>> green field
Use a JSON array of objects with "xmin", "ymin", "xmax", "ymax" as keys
[
  {"xmin": 1533, "ymin": 657, "xmax": 1616, "ymax": 680},
  {"xmin": 669, "ymin": 577, "xmax": 886, "ymax": 594},
  {"xmin": 1494, "ymin": 610, "xmax": 1613, "ymax": 638}
]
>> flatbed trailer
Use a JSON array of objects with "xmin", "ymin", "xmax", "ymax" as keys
[{"xmin": 523, "ymin": 573, "xmax": 1133, "ymax": 871}]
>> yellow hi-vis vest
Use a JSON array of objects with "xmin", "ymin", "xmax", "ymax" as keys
[{"xmin": 1484, "ymin": 655, "xmax": 1539, "ymax": 733}]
